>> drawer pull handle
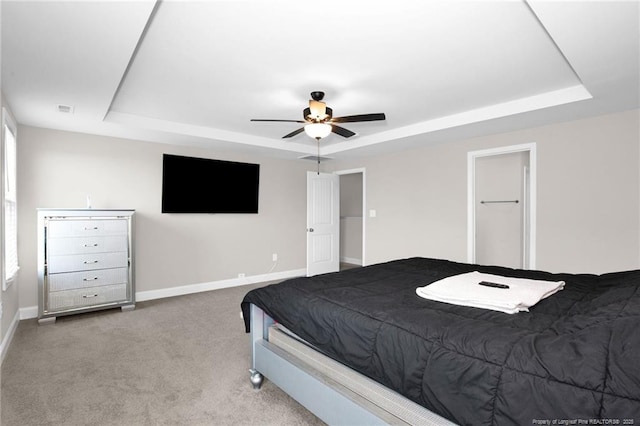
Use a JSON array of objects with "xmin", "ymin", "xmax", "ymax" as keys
[
  {"xmin": 82, "ymin": 294, "xmax": 99, "ymax": 298},
  {"xmin": 84, "ymin": 227, "xmax": 99, "ymax": 231},
  {"xmin": 83, "ymin": 260, "xmax": 99, "ymax": 264},
  {"xmin": 82, "ymin": 277, "xmax": 99, "ymax": 281},
  {"xmin": 83, "ymin": 243, "xmax": 98, "ymax": 247}
]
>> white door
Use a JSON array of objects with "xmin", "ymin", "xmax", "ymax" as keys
[{"xmin": 306, "ymin": 171, "xmax": 340, "ymax": 276}]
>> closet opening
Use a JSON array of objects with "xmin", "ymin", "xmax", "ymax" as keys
[{"xmin": 467, "ymin": 143, "xmax": 536, "ymax": 269}]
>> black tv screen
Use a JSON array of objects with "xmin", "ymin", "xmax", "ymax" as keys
[{"xmin": 162, "ymin": 154, "xmax": 260, "ymax": 213}]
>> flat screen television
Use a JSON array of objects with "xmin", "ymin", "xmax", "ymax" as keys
[{"xmin": 161, "ymin": 154, "xmax": 260, "ymax": 213}]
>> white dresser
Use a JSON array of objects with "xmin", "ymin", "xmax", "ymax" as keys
[{"xmin": 37, "ymin": 209, "xmax": 135, "ymax": 324}]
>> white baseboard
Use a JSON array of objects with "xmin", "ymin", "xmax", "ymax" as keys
[
  {"xmin": 136, "ymin": 268, "xmax": 306, "ymax": 302},
  {"xmin": 1, "ymin": 309, "xmax": 20, "ymax": 364},
  {"xmin": 18, "ymin": 268, "xmax": 306, "ymax": 320},
  {"xmin": 341, "ymin": 256, "xmax": 363, "ymax": 266},
  {"xmin": 20, "ymin": 306, "xmax": 38, "ymax": 320}
]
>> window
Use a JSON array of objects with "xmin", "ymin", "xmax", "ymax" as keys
[{"xmin": 2, "ymin": 107, "xmax": 18, "ymax": 290}]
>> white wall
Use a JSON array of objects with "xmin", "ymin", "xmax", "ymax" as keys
[
  {"xmin": 12, "ymin": 109, "xmax": 640, "ymax": 315},
  {"xmin": 1, "ymin": 0, "xmax": 24, "ymax": 357},
  {"xmin": 1, "ymin": 90, "xmax": 21, "ymax": 356},
  {"xmin": 17, "ymin": 126, "xmax": 312, "ymax": 311},
  {"xmin": 329, "ymin": 109, "xmax": 640, "ymax": 274}
]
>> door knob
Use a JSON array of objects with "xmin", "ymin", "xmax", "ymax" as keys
[{"xmin": 307, "ymin": 228, "xmax": 314, "ymax": 232}]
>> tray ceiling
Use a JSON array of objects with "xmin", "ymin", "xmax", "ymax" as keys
[{"xmin": 2, "ymin": 0, "xmax": 638, "ymax": 159}]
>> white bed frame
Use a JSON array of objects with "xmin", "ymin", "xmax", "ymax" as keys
[{"xmin": 249, "ymin": 304, "xmax": 455, "ymax": 425}]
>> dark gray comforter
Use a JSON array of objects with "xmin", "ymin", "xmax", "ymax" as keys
[{"xmin": 241, "ymin": 257, "xmax": 640, "ymax": 425}]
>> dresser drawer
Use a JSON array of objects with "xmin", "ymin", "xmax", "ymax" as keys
[
  {"xmin": 48, "ymin": 252, "xmax": 128, "ymax": 274},
  {"xmin": 48, "ymin": 267, "xmax": 128, "ymax": 292},
  {"xmin": 47, "ymin": 284, "xmax": 129, "ymax": 311},
  {"xmin": 47, "ymin": 219, "xmax": 128, "ymax": 238},
  {"xmin": 47, "ymin": 235, "xmax": 128, "ymax": 256}
]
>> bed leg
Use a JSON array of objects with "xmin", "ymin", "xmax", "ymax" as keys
[
  {"xmin": 249, "ymin": 304, "xmax": 272, "ymax": 390},
  {"xmin": 249, "ymin": 369, "xmax": 264, "ymax": 389}
]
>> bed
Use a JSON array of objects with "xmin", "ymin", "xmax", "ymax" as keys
[{"xmin": 241, "ymin": 257, "xmax": 640, "ymax": 425}]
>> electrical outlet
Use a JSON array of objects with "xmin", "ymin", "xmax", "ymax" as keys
[
  {"xmin": 272, "ymin": 253, "xmax": 278, "ymax": 262},
  {"xmin": 238, "ymin": 273, "xmax": 245, "ymax": 278}
]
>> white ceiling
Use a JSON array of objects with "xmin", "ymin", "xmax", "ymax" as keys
[{"xmin": 2, "ymin": 0, "xmax": 639, "ymax": 160}]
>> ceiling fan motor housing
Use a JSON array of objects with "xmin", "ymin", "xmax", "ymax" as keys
[
  {"xmin": 304, "ymin": 106, "xmax": 333, "ymax": 122},
  {"xmin": 310, "ymin": 91, "xmax": 325, "ymax": 101}
]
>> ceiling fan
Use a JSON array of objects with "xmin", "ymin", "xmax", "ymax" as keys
[{"xmin": 250, "ymin": 91, "xmax": 386, "ymax": 141}]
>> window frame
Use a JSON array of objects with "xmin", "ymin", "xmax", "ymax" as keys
[{"xmin": 2, "ymin": 107, "xmax": 19, "ymax": 291}]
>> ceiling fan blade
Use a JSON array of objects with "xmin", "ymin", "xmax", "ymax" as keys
[
  {"xmin": 331, "ymin": 113, "xmax": 386, "ymax": 123},
  {"xmin": 283, "ymin": 127, "xmax": 305, "ymax": 138},
  {"xmin": 331, "ymin": 125, "xmax": 356, "ymax": 138},
  {"xmin": 250, "ymin": 119, "xmax": 306, "ymax": 123}
]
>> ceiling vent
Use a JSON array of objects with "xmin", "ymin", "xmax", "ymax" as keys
[
  {"xmin": 56, "ymin": 104, "xmax": 75, "ymax": 114},
  {"xmin": 298, "ymin": 155, "xmax": 333, "ymax": 162}
]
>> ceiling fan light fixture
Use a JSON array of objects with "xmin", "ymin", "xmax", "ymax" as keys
[
  {"xmin": 308, "ymin": 100, "xmax": 328, "ymax": 120},
  {"xmin": 304, "ymin": 123, "xmax": 332, "ymax": 139}
]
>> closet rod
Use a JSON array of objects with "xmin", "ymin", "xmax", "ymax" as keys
[{"xmin": 480, "ymin": 200, "xmax": 519, "ymax": 204}]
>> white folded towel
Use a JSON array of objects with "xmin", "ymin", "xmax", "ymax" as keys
[{"xmin": 415, "ymin": 271, "xmax": 565, "ymax": 314}]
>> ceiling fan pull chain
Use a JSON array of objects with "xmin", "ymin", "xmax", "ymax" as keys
[{"xmin": 317, "ymin": 138, "xmax": 320, "ymax": 175}]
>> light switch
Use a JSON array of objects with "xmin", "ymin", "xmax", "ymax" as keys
[{"xmin": 369, "ymin": 209, "xmax": 377, "ymax": 218}]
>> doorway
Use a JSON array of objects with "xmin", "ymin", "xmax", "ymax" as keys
[
  {"xmin": 467, "ymin": 143, "xmax": 536, "ymax": 269},
  {"xmin": 306, "ymin": 169, "xmax": 365, "ymax": 276},
  {"xmin": 338, "ymin": 170, "xmax": 365, "ymax": 270}
]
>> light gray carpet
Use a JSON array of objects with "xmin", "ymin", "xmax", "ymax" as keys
[{"xmin": 1, "ymin": 282, "xmax": 325, "ymax": 425}]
